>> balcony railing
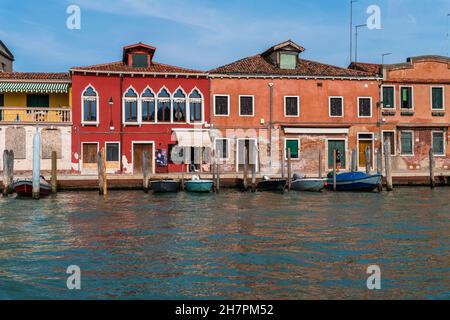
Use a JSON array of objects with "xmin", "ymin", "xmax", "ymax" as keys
[{"xmin": 0, "ymin": 107, "xmax": 72, "ymax": 124}]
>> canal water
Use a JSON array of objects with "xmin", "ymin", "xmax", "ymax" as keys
[{"xmin": 0, "ymin": 188, "xmax": 448, "ymax": 300}]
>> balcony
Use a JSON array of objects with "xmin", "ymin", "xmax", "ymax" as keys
[{"xmin": 0, "ymin": 107, "xmax": 72, "ymax": 124}]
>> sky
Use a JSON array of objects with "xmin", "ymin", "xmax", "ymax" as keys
[{"xmin": 1, "ymin": 0, "xmax": 450, "ymax": 72}]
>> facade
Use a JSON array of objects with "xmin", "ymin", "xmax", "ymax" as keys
[
  {"xmin": 209, "ymin": 40, "xmax": 381, "ymax": 175},
  {"xmin": 0, "ymin": 40, "xmax": 14, "ymax": 72},
  {"xmin": 70, "ymin": 43, "xmax": 211, "ymax": 175},
  {"xmin": 0, "ymin": 72, "xmax": 72, "ymax": 172}
]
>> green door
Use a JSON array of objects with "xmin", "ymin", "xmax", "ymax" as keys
[{"xmin": 328, "ymin": 140, "xmax": 346, "ymax": 169}]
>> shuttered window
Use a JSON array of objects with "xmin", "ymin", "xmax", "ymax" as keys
[
  {"xmin": 239, "ymin": 96, "xmax": 254, "ymax": 116},
  {"xmin": 27, "ymin": 94, "xmax": 49, "ymax": 108},
  {"xmin": 401, "ymin": 87, "xmax": 413, "ymax": 109},
  {"xmin": 132, "ymin": 54, "xmax": 148, "ymax": 68},
  {"xmin": 358, "ymin": 98, "xmax": 372, "ymax": 117},
  {"xmin": 432, "ymin": 132, "xmax": 445, "ymax": 156},
  {"xmin": 280, "ymin": 53, "xmax": 297, "ymax": 69},
  {"xmin": 285, "ymin": 139, "xmax": 299, "ymax": 159},
  {"xmin": 382, "ymin": 131, "xmax": 396, "ymax": 155},
  {"xmin": 106, "ymin": 143, "xmax": 120, "ymax": 162},
  {"xmin": 431, "ymin": 87, "xmax": 444, "ymax": 110},
  {"xmin": 285, "ymin": 97, "xmax": 299, "ymax": 116},
  {"xmin": 400, "ymin": 132, "xmax": 413, "ymax": 155},
  {"xmin": 382, "ymin": 86, "xmax": 395, "ymax": 109},
  {"xmin": 329, "ymin": 97, "xmax": 343, "ymax": 117},
  {"xmin": 215, "ymin": 139, "xmax": 229, "ymax": 159},
  {"xmin": 215, "ymin": 96, "xmax": 229, "ymax": 115}
]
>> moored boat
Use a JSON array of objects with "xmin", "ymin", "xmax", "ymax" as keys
[
  {"xmin": 13, "ymin": 176, "xmax": 52, "ymax": 197},
  {"xmin": 256, "ymin": 177, "xmax": 286, "ymax": 192},
  {"xmin": 184, "ymin": 176, "xmax": 214, "ymax": 193},
  {"xmin": 151, "ymin": 180, "xmax": 180, "ymax": 193},
  {"xmin": 291, "ymin": 178, "xmax": 326, "ymax": 192},
  {"xmin": 326, "ymin": 172, "xmax": 382, "ymax": 192}
]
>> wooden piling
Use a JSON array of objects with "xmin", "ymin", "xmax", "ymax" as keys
[
  {"xmin": 180, "ymin": 171, "xmax": 185, "ymax": 191},
  {"xmin": 383, "ymin": 140, "xmax": 393, "ymax": 192},
  {"xmin": 318, "ymin": 149, "xmax": 322, "ymax": 179},
  {"xmin": 216, "ymin": 151, "xmax": 220, "ymax": 193},
  {"xmin": 281, "ymin": 154, "xmax": 285, "ymax": 179},
  {"xmin": 333, "ymin": 149, "xmax": 337, "ymax": 192},
  {"xmin": 351, "ymin": 148, "xmax": 357, "ymax": 172},
  {"xmin": 365, "ymin": 146, "xmax": 371, "ymax": 175},
  {"xmin": 98, "ymin": 151, "xmax": 104, "ymax": 195},
  {"xmin": 101, "ymin": 148, "xmax": 107, "ymax": 196},
  {"xmin": 2, "ymin": 150, "xmax": 12, "ymax": 196},
  {"xmin": 32, "ymin": 130, "xmax": 41, "ymax": 200},
  {"xmin": 51, "ymin": 151, "xmax": 58, "ymax": 193},
  {"xmin": 287, "ymin": 148, "xmax": 292, "ymax": 191},
  {"xmin": 142, "ymin": 150, "xmax": 150, "ymax": 193},
  {"xmin": 243, "ymin": 146, "xmax": 248, "ymax": 191},
  {"xmin": 376, "ymin": 146, "xmax": 383, "ymax": 192},
  {"xmin": 429, "ymin": 148, "xmax": 435, "ymax": 189}
]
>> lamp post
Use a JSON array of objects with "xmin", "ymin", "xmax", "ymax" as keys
[
  {"xmin": 350, "ymin": 0, "xmax": 358, "ymax": 63},
  {"xmin": 109, "ymin": 97, "xmax": 114, "ymax": 131},
  {"xmin": 382, "ymin": 53, "xmax": 392, "ymax": 65},
  {"xmin": 355, "ymin": 24, "xmax": 367, "ymax": 63}
]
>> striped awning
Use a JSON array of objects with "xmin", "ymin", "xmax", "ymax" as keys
[{"xmin": 0, "ymin": 82, "xmax": 69, "ymax": 93}]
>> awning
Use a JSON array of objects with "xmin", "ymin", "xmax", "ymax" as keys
[
  {"xmin": 174, "ymin": 129, "xmax": 212, "ymax": 147},
  {"xmin": 0, "ymin": 82, "xmax": 69, "ymax": 93},
  {"xmin": 284, "ymin": 127, "xmax": 349, "ymax": 135}
]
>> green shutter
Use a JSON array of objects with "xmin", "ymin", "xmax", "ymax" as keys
[
  {"xmin": 383, "ymin": 87, "xmax": 394, "ymax": 108},
  {"xmin": 401, "ymin": 132, "xmax": 413, "ymax": 155},
  {"xmin": 280, "ymin": 53, "xmax": 297, "ymax": 69},
  {"xmin": 433, "ymin": 133, "xmax": 444, "ymax": 155},
  {"xmin": 432, "ymin": 88, "xmax": 443, "ymax": 110},
  {"xmin": 286, "ymin": 140, "xmax": 299, "ymax": 159},
  {"xmin": 328, "ymin": 140, "xmax": 346, "ymax": 168},
  {"xmin": 132, "ymin": 54, "xmax": 149, "ymax": 68}
]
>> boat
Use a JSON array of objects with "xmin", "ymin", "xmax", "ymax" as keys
[
  {"xmin": 256, "ymin": 176, "xmax": 287, "ymax": 192},
  {"xmin": 326, "ymin": 172, "xmax": 382, "ymax": 192},
  {"xmin": 13, "ymin": 176, "xmax": 52, "ymax": 197},
  {"xmin": 291, "ymin": 174, "xmax": 326, "ymax": 192},
  {"xmin": 184, "ymin": 176, "xmax": 214, "ymax": 193},
  {"xmin": 150, "ymin": 180, "xmax": 180, "ymax": 193}
]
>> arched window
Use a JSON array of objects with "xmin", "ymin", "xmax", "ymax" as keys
[
  {"xmin": 189, "ymin": 89, "xmax": 203, "ymax": 123},
  {"xmin": 82, "ymin": 86, "xmax": 98, "ymax": 123},
  {"xmin": 157, "ymin": 88, "xmax": 171, "ymax": 122},
  {"xmin": 124, "ymin": 88, "xmax": 138, "ymax": 123},
  {"xmin": 173, "ymin": 88, "xmax": 186, "ymax": 123},
  {"xmin": 141, "ymin": 88, "xmax": 155, "ymax": 122}
]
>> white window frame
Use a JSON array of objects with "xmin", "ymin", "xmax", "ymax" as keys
[
  {"xmin": 284, "ymin": 138, "xmax": 301, "ymax": 160},
  {"xmin": 141, "ymin": 86, "xmax": 156, "ymax": 124},
  {"xmin": 431, "ymin": 131, "xmax": 446, "ymax": 157},
  {"xmin": 381, "ymin": 130, "xmax": 397, "ymax": 156},
  {"xmin": 105, "ymin": 141, "xmax": 121, "ymax": 163},
  {"xmin": 188, "ymin": 87, "xmax": 205, "ymax": 124},
  {"xmin": 430, "ymin": 86, "xmax": 445, "ymax": 111},
  {"xmin": 214, "ymin": 138, "xmax": 231, "ymax": 160},
  {"xmin": 399, "ymin": 86, "xmax": 414, "ymax": 111},
  {"xmin": 357, "ymin": 97, "xmax": 373, "ymax": 118},
  {"xmin": 239, "ymin": 95, "xmax": 255, "ymax": 117},
  {"xmin": 213, "ymin": 94, "xmax": 230, "ymax": 117},
  {"xmin": 123, "ymin": 86, "xmax": 140, "ymax": 126},
  {"xmin": 156, "ymin": 86, "xmax": 172, "ymax": 124},
  {"xmin": 81, "ymin": 84, "xmax": 100, "ymax": 127},
  {"xmin": 172, "ymin": 86, "xmax": 187, "ymax": 123},
  {"xmin": 284, "ymin": 96, "xmax": 300, "ymax": 117},
  {"xmin": 400, "ymin": 130, "xmax": 414, "ymax": 156},
  {"xmin": 329, "ymin": 96, "xmax": 344, "ymax": 118},
  {"xmin": 381, "ymin": 85, "xmax": 396, "ymax": 110}
]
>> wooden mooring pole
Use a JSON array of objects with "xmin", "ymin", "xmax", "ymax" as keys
[
  {"xmin": 102, "ymin": 148, "xmax": 107, "ymax": 196},
  {"xmin": 51, "ymin": 151, "xmax": 58, "ymax": 193},
  {"xmin": 2, "ymin": 150, "xmax": 13, "ymax": 196},
  {"xmin": 281, "ymin": 154, "xmax": 285, "ymax": 179},
  {"xmin": 365, "ymin": 146, "xmax": 371, "ymax": 175},
  {"xmin": 243, "ymin": 146, "xmax": 248, "ymax": 191},
  {"xmin": 142, "ymin": 150, "xmax": 150, "ymax": 193},
  {"xmin": 98, "ymin": 149, "xmax": 107, "ymax": 196},
  {"xmin": 376, "ymin": 146, "xmax": 383, "ymax": 192},
  {"xmin": 216, "ymin": 151, "xmax": 220, "ymax": 193},
  {"xmin": 32, "ymin": 130, "xmax": 41, "ymax": 200},
  {"xmin": 287, "ymin": 148, "xmax": 292, "ymax": 191},
  {"xmin": 318, "ymin": 149, "xmax": 322, "ymax": 179},
  {"xmin": 333, "ymin": 149, "xmax": 337, "ymax": 192},
  {"xmin": 429, "ymin": 148, "xmax": 435, "ymax": 189},
  {"xmin": 383, "ymin": 140, "xmax": 393, "ymax": 192}
]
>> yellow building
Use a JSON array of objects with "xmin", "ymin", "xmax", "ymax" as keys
[{"xmin": 0, "ymin": 73, "xmax": 72, "ymax": 172}]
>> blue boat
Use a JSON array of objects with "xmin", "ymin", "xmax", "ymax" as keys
[
  {"xmin": 184, "ymin": 176, "xmax": 214, "ymax": 193},
  {"xmin": 326, "ymin": 172, "xmax": 382, "ymax": 192}
]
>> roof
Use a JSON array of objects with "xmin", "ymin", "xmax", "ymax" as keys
[
  {"xmin": 261, "ymin": 40, "xmax": 305, "ymax": 56},
  {"xmin": 0, "ymin": 72, "xmax": 70, "ymax": 82},
  {"xmin": 0, "ymin": 82, "xmax": 69, "ymax": 93},
  {"xmin": 385, "ymin": 55, "xmax": 450, "ymax": 71},
  {"xmin": 348, "ymin": 62, "xmax": 382, "ymax": 76},
  {"xmin": 209, "ymin": 54, "xmax": 377, "ymax": 78},
  {"xmin": 71, "ymin": 61, "xmax": 205, "ymax": 76},
  {"xmin": 0, "ymin": 40, "xmax": 14, "ymax": 61}
]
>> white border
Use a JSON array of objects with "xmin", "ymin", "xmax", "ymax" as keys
[
  {"xmin": 239, "ymin": 95, "xmax": 255, "ymax": 117},
  {"xmin": 399, "ymin": 86, "xmax": 414, "ymax": 111},
  {"xmin": 381, "ymin": 85, "xmax": 396, "ymax": 110},
  {"xmin": 141, "ymin": 86, "xmax": 156, "ymax": 124},
  {"xmin": 357, "ymin": 97, "xmax": 373, "ymax": 118},
  {"xmin": 400, "ymin": 130, "xmax": 414, "ymax": 156},
  {"xmin": 431, "ymin": 131, "xmax": 446, "ymax": 156},
  {"xmin": 81, "ymin": 84, "xmax": 99, "ymax": 127},
  {"xmin": 430, "ymin": 86, "xmax": 445, "ymax": 111},
  {"xmin": 213, "ymin": 94, "xmax": 230, "ymax": 117},
  {"xmin": 381, "ymin": 130, "xmax": 397, "ymax": 156},
  {"xmin": 284, "ymin": 96, "xmax": 300, "ymax": 117},
  {"xmin": 284, "ymin": 138, "xmax": 301, "ymax": 160},
  {"xmin": 329, "ymin": 96, "xmax": 344, "ymax": 118},
  {"xmin": 188, "ymin": 87, "xmax": 205, "ymax": 124},
  {"xmin": 123, "ymin": 86, "xmax": 139, "ymax": 126}
]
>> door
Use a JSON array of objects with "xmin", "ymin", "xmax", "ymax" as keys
[
  {"xmin": 237, "ymin": 139, "xmax": 257, "ymax": 172},
  {"xmin": 328, "ymin": 140, "xmax": 346, "ymax": 169},
  {"xmin": 82, "ymin": 143, "xmax": 98, "ymax": 170},
  {"xmin": 358, "ymin": 140, "xmax": 373, "ymax": 168},
  {"xmin": 133, "ymin": 143, "xmax": 153, "ymax": 174}
]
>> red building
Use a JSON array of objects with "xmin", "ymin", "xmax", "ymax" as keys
[{"xmin": 70, "ymin": 43, "xmax": 210, "ymax": 175}]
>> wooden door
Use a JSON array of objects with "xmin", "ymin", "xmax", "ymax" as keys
[
  {"xmin": 328, "ymin": 140, "xmax": 346, "ymax": 169},
  {"xmin": 133, "ymin": 144, "xmax": 153, "ymax": 174},
  {"xmin": 82, "ymin": 143, "xmax": 98, "ymax": 170},
  {"xmin": 358, "ymin": 141, "xmax": 373, "ymax": 168}
]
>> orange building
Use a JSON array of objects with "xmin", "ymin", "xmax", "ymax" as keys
[{"xmin": 209, "ymin": 40, "xmax": 381, "ymax": 175}]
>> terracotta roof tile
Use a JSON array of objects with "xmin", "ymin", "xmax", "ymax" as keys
[
  {"xmin": 210, "ymin": 54, "xmax": 377, "ymax": 78},
  {"xmin": 71, "ymin": 61, "xmax": 204, "ymax": 75},
  {"xmin": 0, "ymin": 72, "xmax": 70, "ymax": 82},
  {"xmin": 348, "ymin": 62, "xmax": 382, "ymax": 76}
]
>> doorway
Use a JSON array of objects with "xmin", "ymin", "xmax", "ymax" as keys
[
  {"xmin": 236, "ymin": 138, "xmax": 258, "ymax": 172},
  {"xmin": 358, "ymin": 133, "xmax": 374, "ymax": 169},
  {"xmin": 327, "ymin": 139, "xmax": 346, "ymax": 169},
  {"xmin": 133, "ymin": 143, "xmax": 153, "ymax": 175}
]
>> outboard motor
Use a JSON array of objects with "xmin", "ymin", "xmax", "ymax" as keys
[
  {"xmin": 263, "ymin": 176, "xmax": 271, "ymax": 181},
  {"xmin": 293, "ymin": 173, "xmax": 305, "ymax": 181}
]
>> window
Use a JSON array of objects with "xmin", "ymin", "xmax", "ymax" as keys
[
  {"xmin": 141, "ymin": 88, "xmax": 155, "ymax": 122},
  {"xmin": 189, "ymin": 89, "xmax": 203, "ymax": 122},
  {"xmin": 157, "ymin": 88, "xmax": 171, "ymax": 122},
  {"xmin": 173, "ymin": 89, "xmax": 186, "ymax": 122},
  {"xmin": 280, "ymin": 52, "xmax": 297, "ymax": 69},
  {"xmin": 382, "ymin": 131, "xmax": 396, "ymax": 155},
  {"xmin": 358, "ymin": 97, "xmax": 372, "ymax": 117},
  {"xmin": 132, "ymin": 54, "xmax": 148, "ymax": 68},
  {"xmin": 239, "ymin": 96, "xmax": 254, "ymax": 116},
  {"xmin": 329, "ymin": 97, "xmax": 343, "ymax": 117},
  {"xmin": 124, "ymin": 88, "xmax": 138, "ymax": 123},
  {"xmin": 215, "ymin": 138, "xmax": 229, "ymax": 159},
  {"xmin": 400, "ymin": 87, "xmax": 413, "ymax": 109},
  {"xmin": 82, "ymin": 86, "xmax": 98, "ymax": 123},
  {"xmin": 106, "ymin": 143, "xmax": 120, "ymax": 162},
  {"xmin": 432, "ymin": 132, "xmax": 445, "ymax": 156},
  {"xmin": 285, "ymin": 139, "xmax": 300, "ymax": 159},
  {"xmin": 431, "ymin": 87, "xmax": 444, "ymax": 110},
  {"xmin": 1, "ymin": 62, "xmax": 5, "ymax": 72},
  {"xmin": 27, "ymin": 94, "xmax": 49, "ymax": 108},
  {"xmin": 400, "ymin": 131, "xmax": 414, "ymax": 156},
  {"xmin": 285, "ymin": 96, "xmax": 299, "ymax": 117},
  {"xmin": 214, "ymin": 95, "xmax": 229, "ymax": 116},
  {"xmin": 382, "ymin": 86, "xmax": 395, "ymax": 109}
]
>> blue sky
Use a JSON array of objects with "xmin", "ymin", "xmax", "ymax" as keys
[{"xmin": 1, "ymin": 0, "xmax": 449, "ymax": 72}]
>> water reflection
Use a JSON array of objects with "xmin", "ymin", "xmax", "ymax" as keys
[{"xmin": 0, "ymin": 188, "xmax": 448, "ymax": 299}]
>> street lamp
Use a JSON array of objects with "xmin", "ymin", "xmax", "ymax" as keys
[
  {"xmin": 350, "ymin": 0, "xmax": 358, "ymax": 62},
  {"xmin": 109, "ymin": 97, "xmax": 114, "ymax": 131},
  {"xmin": 382, "ymin": 53, "xmax": 392, "ymax": 65},
  {"xmin": 355, "ymin": 24, "xmax": 367, "ymax": 63}
]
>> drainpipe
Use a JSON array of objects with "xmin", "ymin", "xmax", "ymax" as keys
[
  {"xmin": 269, "ymin": 82, "xmax": 274, "ymax": 169},
  {"xmin": 119, "ymin": 74, "xmax": 124, "ymax": 174}
]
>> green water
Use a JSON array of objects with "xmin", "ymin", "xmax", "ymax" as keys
[{"xmin": 0, "ymin": 188, "xmax": 449, "ymax": 300}]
